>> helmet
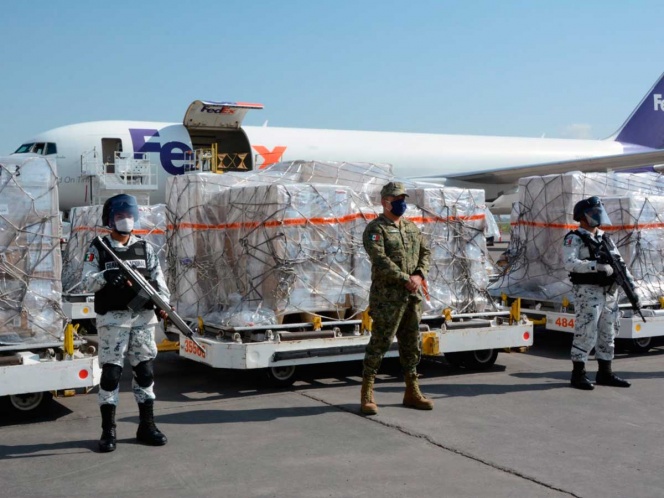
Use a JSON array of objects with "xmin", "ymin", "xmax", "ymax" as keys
[
  {"xmin": 102, "ymin": 194, "xmax": 139, "ymax": 229},
  {"xmin": 572, "ymin": 196, "xmax": 611, "ymax": 227}
]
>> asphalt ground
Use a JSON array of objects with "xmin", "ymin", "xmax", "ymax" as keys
[{"xmin": 1, "ymin": 327, "xmax": 664, "ymax": 498}]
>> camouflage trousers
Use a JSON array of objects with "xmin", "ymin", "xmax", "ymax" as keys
[
  {"xmin": 97, "ymin": 321, "xmax": 159, "ymax": 406},
  {"xmin": 571, "ymin": 285, "xmax": 619, "ymax": 363},
  {"xmin": 363, "ymin": 298, "xmax": 422, "ymax": 377}
]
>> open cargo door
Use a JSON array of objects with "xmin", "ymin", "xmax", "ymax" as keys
[
  {"xmin": 184, "ymin": 101, "xmax": 264, "ymax": 130},
  {"xmin": 183, "ymin": 101, "xmax": 264, "ymax": 172}
]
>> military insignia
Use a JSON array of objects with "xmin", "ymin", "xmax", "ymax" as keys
[
  {"xmin": 564, "ymin": 237, "xmax": 573, "ymax": 246},
  {"xmin": 370, "ymin": 234, "xmax": 381, "ymax": 241},
  {"xmin": 85, "ymin": 252, "xmax": 94, "ymax": 262}
]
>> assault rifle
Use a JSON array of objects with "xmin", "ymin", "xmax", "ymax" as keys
[
  {"xmin": 596, "ymin": 237, "xmax": 646, "ymax": 323},
  {"xmin": 94, "ymin": 236, "xmax": 206, "ymax": 353}
]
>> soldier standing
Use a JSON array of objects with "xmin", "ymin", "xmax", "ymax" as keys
[
  {"xmin": 360, "ymin": 182, "xmax": 433, "ymax": 415},
  {"xmin": 83, "ymin": 194, "xmax": 170, "ymax": 452},
  {"xmin": 563, "ymin": 196, "xmax": 638, "ymax": 390}
]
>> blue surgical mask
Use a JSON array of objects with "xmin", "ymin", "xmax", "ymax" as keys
[{"xmin": 390, "ymin": 199, "xmax": 407, "ymax": 217}]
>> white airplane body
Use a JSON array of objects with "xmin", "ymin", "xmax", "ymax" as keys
[{"xmin": 9, "ymin": 72, "xmax": 664, "ymax": 212}]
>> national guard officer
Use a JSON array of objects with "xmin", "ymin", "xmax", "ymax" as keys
[
  {"xmin": 83, "ymin": 194, "xmax": 170, "ymax": 452},
  {"xmin": 563, "ymin": 196, "xmax": 638, "ymax": 390},
  {"xmin": 360, "ymin": 181, "xmax": 433, "ymax": 415}
]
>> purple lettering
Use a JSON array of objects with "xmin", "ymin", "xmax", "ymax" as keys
[
  {"xmin": 129, "ymin": 128, "xmax": 161, "ymax": 159},
  {"xmin": 160, "ymin": 141, "xmax": 190, "ymax": 175},
  {"xmin": 128, "ymin": 128, "xmax": 192, "ymax": 176}
]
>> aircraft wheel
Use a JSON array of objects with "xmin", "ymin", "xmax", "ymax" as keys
[
  {"xmin": 264, "ymin": 365, "xmax": 297, "ymax": 387},
  {"xmin": 462, "ymin": 349, "xmax": 498, "ymax": 370}
]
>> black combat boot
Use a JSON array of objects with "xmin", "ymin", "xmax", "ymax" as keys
[
  {"xmin": 136, "ymin": 400, "xmax": 168, "ymax": 446},
  {"xmin": 570, "ymin": 361, "xmax": 594, "ymax": 390},
  {"xmin": 596, "ymin": 359, "xmax": 631, "ymax": 387},
  {"xmin": 99, "ymin": 404, "xmax": 117, "ymax": 453}
]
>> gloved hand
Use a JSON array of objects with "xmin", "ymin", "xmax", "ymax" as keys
[
  {"xmin": 104, "ymin": 271, "xmax": 128, "ymax": 289},
  {"xmin": 596, "ymin": 264, "xmax": 613, "ymax": 276}
]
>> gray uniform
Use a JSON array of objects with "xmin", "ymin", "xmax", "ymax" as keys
[
  {"xmin": 562, "ymin": 228, "xmax": 635, "ymax": 363},
  {"xmin": 83, "ymin": 235, "xmax": 170, "ymax": 406},
  {"xmin": 362, "ymin": 214, "xmax": 431, "ymax": 377}
]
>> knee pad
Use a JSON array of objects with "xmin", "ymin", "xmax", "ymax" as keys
[
  {"xmin": 133, "ymin": 360, "xmax": 154, "ymax": 388},
  {"xmin": 100, "ymin": 363, "xmax": 123, "ymax": 391}
]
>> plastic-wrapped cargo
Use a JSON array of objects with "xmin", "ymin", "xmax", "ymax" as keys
[
  {"xmin": 413, "ymin": 186, "xmax": 490, "ymax": 313},
  {"xmin": 62, "ymin": 204, "xmax": 168, "ymax": 293},
  {"xmin": 165, "ymin": 172, "xmax": 264, "ymax": 319},
  {"xmin": 489, "ymin": 171, "xmax": 664, "ymax": 303},
  {"xmin": 269, "ymin": 160, "xmax": 393, "ymax": 205},
  {"xmin": 166, "ymin": 163, "xmax": 496, "ymax": 324},
  {"xmin": 0, "ymin": 156, "xmax": 63, "ymax": 344}
]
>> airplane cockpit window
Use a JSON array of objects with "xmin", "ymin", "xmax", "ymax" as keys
[
  {"xmin": 14, "ymin": 143, "xmax": 35, "ymax": 153},
  {"xmin": 13, "ymin": 142, "xmax": 55, "ymax": 155}
]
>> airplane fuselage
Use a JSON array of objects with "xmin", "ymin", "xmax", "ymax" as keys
[{"xmin": 25, "ymin": 120, "xmax": 628, "ymax": 211}]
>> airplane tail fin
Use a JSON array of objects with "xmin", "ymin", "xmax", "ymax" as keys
[{"xmin": 612, "ymin": 72, "xmax": 664, "ymax": 149}]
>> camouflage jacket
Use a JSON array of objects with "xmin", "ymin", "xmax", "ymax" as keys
[{"xmin": 363, "ymin": 214, "xmax": 430, "ymax": 304}]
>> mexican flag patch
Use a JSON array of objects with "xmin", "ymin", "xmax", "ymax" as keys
[
  {"xmin": 85, "ymin": 252, "xmax": 94, "ymax": 262},
  {"xmin": 370, "ymin": 234, "xmax": 381, "ymax": 241}
]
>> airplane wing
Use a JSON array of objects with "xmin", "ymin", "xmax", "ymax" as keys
[{"xmin": 414, "ymin": 148, "xmax": 664, "ymax": 184}]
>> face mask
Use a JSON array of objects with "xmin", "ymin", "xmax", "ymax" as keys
[
  {"xmin": 114, "ymin": 218, "xmax": 134, "ymax": 234},
  {"xmin": 390, "ymin": 199, "xmax": 407, "ymax": 217}
]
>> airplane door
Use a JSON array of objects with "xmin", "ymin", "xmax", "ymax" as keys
[
  {"xmin": 101, "ymin": 138, "xmax": 122, "ymax": 173},
  {"xmin": 183, "ymin": 101, "xmax": 263, "ymax": 130}
]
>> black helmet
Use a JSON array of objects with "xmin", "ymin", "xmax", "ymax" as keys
[
  {"xmin": 573, "ymin": 196, "xmax": 611, "ymax": 227},
  {"xmin": 102, "ymin": 194, "xmax": 139, "ymax": 228}
]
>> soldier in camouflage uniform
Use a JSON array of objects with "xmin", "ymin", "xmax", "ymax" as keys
[
  {"xmin": 360, "ymin": 182, "xmax": 433, "ymax": 415},
  {"xmin": 83, "ymin": 194, "xmax": 170, "ymax": 452},
  {"xmin": 563, "ymin": 196, "xmax": 638, "ymax": 390}
]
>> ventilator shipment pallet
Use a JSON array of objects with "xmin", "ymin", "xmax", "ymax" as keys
[
  {"xmin": 174, "ymin": 301, "xmax": 533, "ymax": 387},
  {"xmin": 0, "ymin": 324, "xmax": 101, "ymax": 416},
  {"xmin": 504, "ymin": 296, "xmax": 664, "ymax": 353}
]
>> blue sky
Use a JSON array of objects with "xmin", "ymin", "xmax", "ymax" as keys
[{"xmin": 1, "ymin": 1, "xmax": 663, "ymax": 154}]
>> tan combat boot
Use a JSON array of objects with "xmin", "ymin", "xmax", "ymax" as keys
[
  {"xmin": 360, "ymin": 375, "xmax": 378, "ymax": 415},
  {"xmin": 403, "ymin": 372, "xmax": 434, "ymax": 410}
]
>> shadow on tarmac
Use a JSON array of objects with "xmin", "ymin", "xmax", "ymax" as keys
[{"xmin": 0, "ymin": 439, "xmax": 97, "ymax": 459}]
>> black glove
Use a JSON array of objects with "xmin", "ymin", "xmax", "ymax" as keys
[{"xmin": 104, "ymin": 271, "xmax": 128, "ymax": 289}]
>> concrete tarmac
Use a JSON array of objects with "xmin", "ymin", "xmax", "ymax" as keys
[{"xmin": 1, "ymin": 331, "xmax": 663, "ymax": 498}]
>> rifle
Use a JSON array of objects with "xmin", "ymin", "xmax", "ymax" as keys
[
  {"xmin": 94, "ymin": 236, "xmax": 206, "ymax": 353},
  {"xmin": 596, "ymin": 237, "xmax": 646, "ymax": 323}
]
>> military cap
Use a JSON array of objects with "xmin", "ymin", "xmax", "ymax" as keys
[{"xmin": 380, "ymin": 182, "xmax": 409, "ymax": 198}]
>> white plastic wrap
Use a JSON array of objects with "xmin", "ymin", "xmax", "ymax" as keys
[
  {"xmin": 490, "ymin": 171, "xmax": 664, "ymax": 303},
  {"xmin": 167, "ymin": 163, "xmax": 495, "ymax": 324},
  {"xmin": 0, "ymin": 156, "xmax": 63, "ymax": 344}
]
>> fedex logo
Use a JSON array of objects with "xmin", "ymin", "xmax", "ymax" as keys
[
  {"xmin": 654, "ymin": 94, "xmax": 664, "ymax": 111},
  {"xmin": 129, "ymin": 128, "xmax": 192, "ymax": 175},
  {"xmin": 253, "ymin": 145, "xmax": 287, "ymax": 168},
  {"xmin": 200, "ymin": 104, "xmax": 235, "ymax": 115}
]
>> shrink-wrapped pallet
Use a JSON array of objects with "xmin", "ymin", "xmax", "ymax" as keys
[
  {"xmin": 413, "ymin": 186, "xmax": 490, "ymax": 313},
  {"xmin": 167, "ymin": 164, "xmax": 497, "ymax": 325},
  {"xmin": 0, "ymin": 156, "xmax": 63, "ymax": 344},
  {"xmin": 490, "ymin": 171, "xmax": 664, "ymax": 303}
]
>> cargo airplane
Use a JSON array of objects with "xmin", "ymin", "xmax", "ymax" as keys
[{"xmin": 9, "ymin": 71, "xmax": 664, "ymax": 213}]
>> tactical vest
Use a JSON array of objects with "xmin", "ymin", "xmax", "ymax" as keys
[
  {"xmin": 92, "ymin": 236, "xmax": 155, "ymax": 315},
  {"xmin": 566, "ymin": 230, "xmax": 615, "ymax": 286}
]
